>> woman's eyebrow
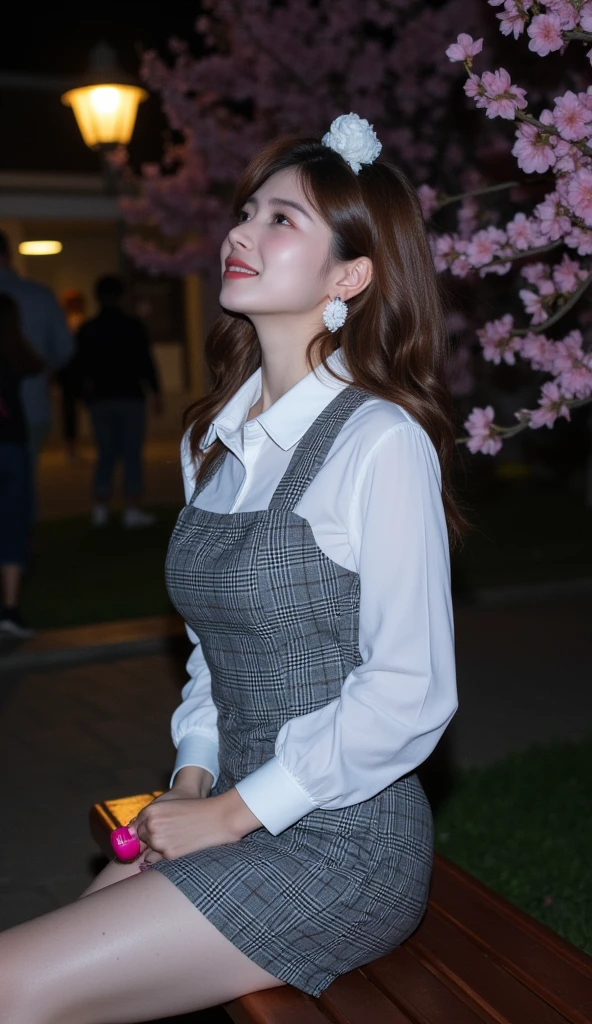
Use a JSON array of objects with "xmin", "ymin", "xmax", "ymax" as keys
[{"xmin": 245, "ymin": 195, "xmax": 313, "ymax": 221}]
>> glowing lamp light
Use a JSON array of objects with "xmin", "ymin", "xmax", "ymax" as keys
[
  {"xmin": 18, "ymin": 241, "xmax": 63, "ymax": 256},
  {"xmin": 61, "ymin": 82, "xmax": 147, "ymax": 149}
]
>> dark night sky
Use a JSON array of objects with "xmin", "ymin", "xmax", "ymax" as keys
[{"xmin": 0, "ymin": 7, "xmax": 203, "ymax": 77}]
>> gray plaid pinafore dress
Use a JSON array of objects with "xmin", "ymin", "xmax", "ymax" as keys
[{"xmin": 155, "ymin": 386, "xmax": 433, "ymax": 996}]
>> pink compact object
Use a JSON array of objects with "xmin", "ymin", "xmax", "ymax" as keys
[{"xmin": 110, "ymin": 826, "xmax": 141, "ymax": 861}]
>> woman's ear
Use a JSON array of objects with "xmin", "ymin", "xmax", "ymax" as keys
[{"xmin": 332, "ymin": 257, "xmax": 373, "ymax": 302}]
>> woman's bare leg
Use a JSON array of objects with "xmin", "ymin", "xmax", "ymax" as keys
[
  {"xmin": 79, "ymin": 855, "xmax": 144, "ymax": 896},
  {"xmin": 0, "ymin": 869, "xmax": 284, "ymax": 1024}
]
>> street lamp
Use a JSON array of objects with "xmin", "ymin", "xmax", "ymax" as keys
[{"xmin": 61, "ymin": 42, "xmax": 147, "ymax": 151}]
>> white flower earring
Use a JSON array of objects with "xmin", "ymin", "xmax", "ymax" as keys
[{"xmin": 323, "ymin": 296, "xmax": 348, "ymax": 333}]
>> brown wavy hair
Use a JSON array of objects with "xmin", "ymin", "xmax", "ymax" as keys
[{"xmin": 185, "ymin": 135, "xmax": 466, "ymax": 546}]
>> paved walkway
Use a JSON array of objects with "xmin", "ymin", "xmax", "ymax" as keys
[{"xmin": 1, "ymin": 599, "xmax": 590, "ymax": 1020}]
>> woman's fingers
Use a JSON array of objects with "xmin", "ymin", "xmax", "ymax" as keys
[{"xmin": 142, "ymin": 850, "xmax": 164, "ymax": 865}]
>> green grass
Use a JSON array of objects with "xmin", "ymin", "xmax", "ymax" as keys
[
  {"xmin": 22, "ymin": 507, "xmax": 180, "ymax": 629},
  {"xmin": 434, "ymin": 735, "xmax": 592, "ymax": 954}
]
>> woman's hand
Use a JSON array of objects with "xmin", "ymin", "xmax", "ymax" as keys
[
  {"xmin": 155, "ymin": 766, "xmax": 214, "ymax": 803},
  {"xmin": 135, "ymin": 788, "xmax": 262, "ymax": 865}
]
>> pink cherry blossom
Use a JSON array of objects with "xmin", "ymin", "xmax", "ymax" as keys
[
  {"xmin": 512, "ymin": 121, "xmax": 556, "ymax": 174},
  {"xmin": 432, "ymin": 233, "xmax": 460, "ymax": 272},
  {"xmin": 464, "ymin": 73, "xmax": 486, "ymax": 107},
  {"xmin": 553, "ymin": 91, "xmax": 592, "ymax": 142},
  {"xmin": 521, "ymin": 262, "xmax": 550, "ymax": 287},
  {"xmin": 519, "ymin": 288, "xmax": 548, "ymax": 323},
  {"xmin": 566, "ymin": 169, "xmax": 592, "ymax": 226},
  {"xmin": 506, "ymin": 212, "xmax": 534, "ymax": 249},
  {"xmin": 564, "ymin": 226, "xmax": 592, "ymax": 254},
  {"xmin": 534, "ymin": 192, "xmax": 572, "ymax": 240},
  {"xmin": 480, "ymin": 68, "xmax": 528, "ymax": 119},
  {"xmin": 466, "ymin": 226, "xmax": 507, "ymax": 267},
  {"xmin": 450, "ymin": 254, "xmax": 473, "ymax": 277},
  {"xmin": 464, "ymin": 406, "xmax": 503, "ymax": 455},
  {"xmin": 552, "ymin": 253, "xmax": 587, "ymax": 293},
  {"xmin": 518, "ymin": 333, "xmax": 556, "ymax": 372},
  {"xmin": 527, "ymin": 13, "xmax": 564, "ymax": 56},
  {"xmin": 546, "ymin": 0, "xmax": 578, "ymax": 31},
  {"xmin": 445, "ymin": 34, "xmax": 484, "ymax": 62},
  {"xmin": 580, "ymin": 2, "xmax": 592, "ymax": 32},
  {"xmin": 457, "ymin": 197, "xmax": 479, "ymax": 239},
  {"xmin": 552, "ymin": 331, "xmax": 592, "ymax": 399},
  {"xmin": 494, "ymin": 0, "xmax": 531, "ymax": 39},
  {"xmin": 529, "ymin": 382, "xmax": 571, "ymax": 428},
  {"xmin": 477, "ymin": 314, "xmax": 520, "ymax": 364},
  {"xmin": 417, "ymin": 184, "xmax": 438, "ymax": 219}
]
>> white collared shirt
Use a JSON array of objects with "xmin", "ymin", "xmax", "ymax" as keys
[{"xmin": 171, "ymin": 349, "xmax": 457, "ymax": 835}]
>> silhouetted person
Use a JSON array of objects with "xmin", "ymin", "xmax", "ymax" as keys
[
  {"xmin": 0, "ymin": 231, "xmax": 73, "ymax": 514},
  {"xmin": 77, "ymin": 274, "xmax": 163, "ymax": 527},
  {"xmin": 0, "ymin": 294, "xmax": 45, "ymax": 638}
]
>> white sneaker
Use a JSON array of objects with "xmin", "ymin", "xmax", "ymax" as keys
[
  {"xmin": 0, "ymin": 609, "xmax": 34, "ymax": 639},
  {"xmin": 91, "ymin": 504, "xmax": 109, "ymax": 527},
  {"xmin": 122, "ymin": 507, "xmax": 156, "ymax": 529}
]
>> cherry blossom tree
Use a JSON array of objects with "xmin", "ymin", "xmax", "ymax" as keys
[
  {"xmin": 433, "ymin": 1, "xmax": 592, "ymax": 455},
  {"xmin": 119, "ymin": 0, "xmax": 489, "ymax": 274}
]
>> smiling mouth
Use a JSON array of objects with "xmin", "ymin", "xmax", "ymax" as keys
[{"xmin": 224, "ymin": 264, "xmax": 258, "ymax": 277}]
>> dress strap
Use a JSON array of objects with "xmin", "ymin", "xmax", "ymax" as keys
[{"xmin": 269, "ymin": 386, "xmax": 372, "ymax": 512}]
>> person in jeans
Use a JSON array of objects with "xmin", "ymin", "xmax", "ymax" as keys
[
  {"xmin": 77, "ymin": 274, "xmax": 163, "ymax": 528},
  {"xmin": 0, "ymin": 294, "xmax": 45, "ymax": 637},
  {"xmin": 0, "ymin": 230, "xmax": 73, "ymax": 520}
]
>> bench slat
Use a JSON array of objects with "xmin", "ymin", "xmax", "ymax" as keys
[
  {"xmin": 225, "ymin": 986, "xmax": 330, "ymax": 1024},
  {"xmin": 363, "ymin": 945, "xmax": 499, "ymax": 1024},
  {"xmin": 429, "ymin": 855, "xmax": 592, "ymax": 1024},
  {"xmin": 318, "ymin": 968, "xmax": 416, "ymax": 1024},
  {"xmin": 409, "ymin": 906, "xmax": 573, "ymax": 1024}
]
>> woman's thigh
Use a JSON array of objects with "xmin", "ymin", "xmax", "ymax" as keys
[
  {"xmin": 79, "ymin": 854, "xmax": 143, "ymax": 895},
  {"xmin": 0, "ymin": 870, "xmax": 283, "ymax": 1024}
]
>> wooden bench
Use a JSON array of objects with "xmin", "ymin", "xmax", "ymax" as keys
[{"xmin": 91, "ymin": 794, "xmax": 592, "ymax": 1024}]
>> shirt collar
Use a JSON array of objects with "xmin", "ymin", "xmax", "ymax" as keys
[{"xmin": 201, "ymin": 348, "xmax": 352, "ymax": 452}]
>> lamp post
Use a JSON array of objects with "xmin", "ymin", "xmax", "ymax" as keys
[
  {"xmin": 61, "ymin": 42, "xmax": 147, "ymax": 169},
  {"xmin": 61, "ymin": 42, "xmax": 147, "ymax": 275}
]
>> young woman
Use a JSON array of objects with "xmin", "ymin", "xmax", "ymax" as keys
[
  {"xmin": 0, "ymin": 114, "xmax": 460, "ymax": 1023},
  {"xmin": 0, "ymin": 293, "xmax": 45, "ymax": 638}
]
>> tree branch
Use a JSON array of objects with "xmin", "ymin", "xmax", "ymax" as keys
[
  {"xmin": 513, "ymin": 265, "xmax": 592, "ymax": 336},
  {"xmin": 486, "ymin": 238, "xmax": 564, "ymax": 269},
  {"xmin": 436, "ymin": 181, "xmax": 521, "ymax": 208},
  {"xmin": 435, "ymin": 176, "xmax": 556, "ymax": 210},
  {"xmin": 515, "ymin": 110, "xmax": 592, "ymax": 158},
  {"xmin": 456, "ymin": 395, "xmax": 592, "ymax": 447},
  {"xmin": 564, "ymin": 30, "xmax": 592, "ymax": 42}
]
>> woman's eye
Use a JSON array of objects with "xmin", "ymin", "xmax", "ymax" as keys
[
  {"xmin": 273, "ymin": 212, "xmax": 291, "ymax": 225},
  {"xmin": 236, "ymin": 210, "xmax": 249, "ymax": 223}
]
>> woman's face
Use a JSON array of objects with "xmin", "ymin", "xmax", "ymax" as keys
[{"xmin": 219, "ymin": 168, "xmax": 334, "ymax": 321}]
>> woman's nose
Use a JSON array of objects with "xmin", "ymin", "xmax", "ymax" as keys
[{"xmin": 227, "ymin": 221, "xmax": 253, "ymax": 250}]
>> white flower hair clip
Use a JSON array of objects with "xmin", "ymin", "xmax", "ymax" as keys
[{"xmin": 322, "ymin": 112, "xmax": 382, "ymax": 174}]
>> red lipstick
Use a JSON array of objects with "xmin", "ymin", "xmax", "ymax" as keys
[{"xmin": 224, "ymin": 256, "xmax": 259, "ymax": 278}]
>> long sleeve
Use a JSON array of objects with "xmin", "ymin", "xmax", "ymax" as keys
[
  {"xmin": 236, "ymin": 422, "xmax": 457, "ymax": 834},
  {"xmin": 170, "ymin": 629, "xmax": 220, "ymax": 786}
]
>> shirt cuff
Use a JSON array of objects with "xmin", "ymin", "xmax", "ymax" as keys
[
  {"xmin": 235, "ymin": 757, "xmax": 317, "ymax": 835},
  {"xmin": 170, "ymin": 734, "xmax": 219, "ymax": 788}
]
